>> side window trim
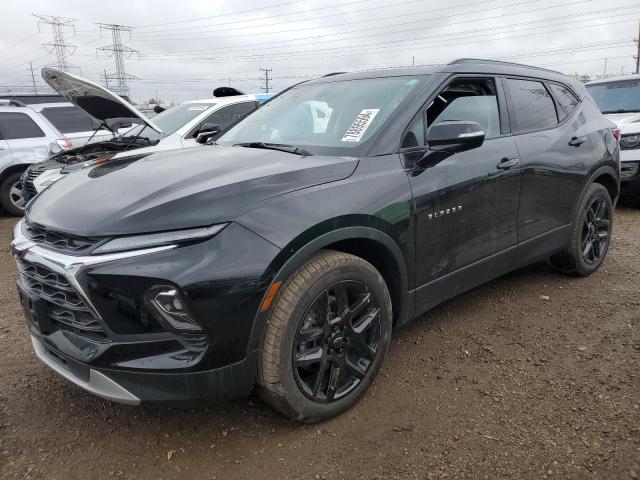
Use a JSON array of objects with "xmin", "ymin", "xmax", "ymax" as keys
[
  {"xmin": 546, "ymin": 81, "xmax": 582, "ymax": 125},
  {"xmin": 502, "ymin": 76, "xmax": 559, "ymax": 135},
  {"xmin": 399, "ymin": 74, "xmax": 505, "ymax": 152}
]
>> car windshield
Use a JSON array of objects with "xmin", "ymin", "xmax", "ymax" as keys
[
  {"xmin": 586, "ymin": 79, "xmax": 640, "ymax": 113},
  {"xmin": 125, "ymin": 102, "xmax": 214, "ymax": 139},
  {"xmin": 217, "ymin": 76, "xmax": 423, "ymax": 154}
]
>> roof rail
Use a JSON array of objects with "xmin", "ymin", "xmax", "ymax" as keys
[
  {"xmin": 322, "ymin": 72, "xmax": 348, "ymax": 77},
  {"xmin": 448, "ymin": 58, "xmax": 563, "ymax": 75}
]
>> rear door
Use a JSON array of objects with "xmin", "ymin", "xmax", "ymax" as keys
[
  {"xmin": 0, "ymin": 112, "xmax": 50, "ymax": 165},
  {"xmin": 503, "ymin": 78, "xmax": 595, "ymax": 259}
]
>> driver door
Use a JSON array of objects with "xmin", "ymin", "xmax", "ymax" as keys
[{"xmin": 403, "ymin": 76, "xmax": 522, "ymax": 313}]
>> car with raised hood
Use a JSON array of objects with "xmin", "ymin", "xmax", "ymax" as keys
[
  {"xmin": 12, "ymin": 59, "xmax": 619, "ymax": 422},
  {"xmin": 21, "ymin": 70, "xmax": 272, "ymax": 205},
  {"xmin": 0, "ymin": 97, "xmax": 113, "ymax": 215},
  {"xmin": 586, "ymin": 75, "xmax": 639, "ymax": 200}
]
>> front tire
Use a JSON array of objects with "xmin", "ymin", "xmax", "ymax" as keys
[
  {"xmin": 0, "ymin": 171, "xmax": 26, "ymax": 216},
  {"xmin": 258, "ymin": 250, "xmax": 392, "ymax": 423},
  {"xmin": 549, "ymin": 183, "xmax": 613, "ymax": 276}
]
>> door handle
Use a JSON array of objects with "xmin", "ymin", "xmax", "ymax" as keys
[
  {"xmin": 497, "ymin": 157, "xmax": 520, "ymax": 170},
  {"xmin": 568, "ymin": 136, "xmax": 587, "ymax": 147}
]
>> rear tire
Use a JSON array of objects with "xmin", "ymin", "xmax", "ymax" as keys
[
  {"xmin": 0, "ymin": 171, "xmax": 26, "ymax": 216},
  {"xmin": 549, "ymin": 183, "xmax": 612, "ymax": 276},
  {"xmin": 258, "ymin": 250, "xmax": 392, "ymax": 423}
]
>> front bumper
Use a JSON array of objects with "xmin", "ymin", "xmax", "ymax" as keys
[
  {"xmin": 31, "ymin": 335, "xmax": 257, "ymax": 405},
  {"xmin": 11, "ymin": 219, "xmax": 279, "ymax": 405}
]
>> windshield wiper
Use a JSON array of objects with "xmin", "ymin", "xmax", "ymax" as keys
[
  {"xmin": 601, "ymin": 109, "xmax": 640, "ymax": 114},
  {"xmin": 234, "ymin": 142, "xmax": 313, "ymax": 156}
]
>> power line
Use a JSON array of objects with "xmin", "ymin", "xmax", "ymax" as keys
[
  {"xmin": 96, "ymin": 23, "xmax": 138, "ymax": 97},
  {"xmin": 260, "ymin": 68, "xmax": 273, "ymax": 93},
  {"xmin": 32, "ymin": 14, "xmax": 77, "ymax": 72}
]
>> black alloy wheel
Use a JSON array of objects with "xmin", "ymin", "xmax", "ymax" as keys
[
  {"xmin": 292, "ymin": 281, "xmax": 380, "ymax": 403},
  {"xmin": 258, "ymin": 250, "xmax": 392, "ymax": 423},
  {"xmin": 581, "ymin": 195, "xmax": 611, "ymax": 265},
  {"xmin": 548, "ymin": 182, "xmax": 613, "ymax": 276}
]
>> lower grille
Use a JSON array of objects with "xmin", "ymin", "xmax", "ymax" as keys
[{"xmin": 17, "ymin": 258, "xmax": 106, "ymax": 340}]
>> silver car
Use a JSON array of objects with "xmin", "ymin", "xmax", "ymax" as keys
[{"xmin": 0, "ymin": 99, "xmax": 111, "ymax": 215}]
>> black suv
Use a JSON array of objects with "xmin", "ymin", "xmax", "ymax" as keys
[{"xmin": 12, "ymin": 59, "xmax": 620, "ymax": 422}]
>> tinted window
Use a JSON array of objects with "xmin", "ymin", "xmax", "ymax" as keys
[
  {"xmin": 506, "ymin": 79, "xmax": 557, "ymax": 132},
  {"xmin": 428, "ymin": 78, "xmax": 501, "ymax": 138},
  {"xmin": 549, "ymin": 84, "xmax": 579, "ymax": 121},
  {"xmin": 0, "ymin": 113, "xmax": 45, "ymax": 139},
  {"xmin": 40, "ymin": 106, "xmax": 100, "ymax": 133},
  {"xmin": 586, "ymin": 79, "xmax": 640, "ymax": 113}
]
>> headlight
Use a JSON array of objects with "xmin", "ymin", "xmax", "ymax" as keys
[
  {"xmin": 92, "ymin": 223, "xmax": 228, "ymax": 255},
  {"xmin": 620, "ymin": 134, "xmax": 640, "ymax": 150}
]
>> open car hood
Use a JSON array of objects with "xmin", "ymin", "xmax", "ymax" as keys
[{"xmin": 41, "ymin": 68, "xmax": 162, "ymax": 134}]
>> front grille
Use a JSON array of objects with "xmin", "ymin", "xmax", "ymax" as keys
[
  {"xmin": 17, "ymin": 257, "xmax": 106, "ymax": 340},
  {"xmin": 24, "ymin": 221, "xmax": 98, "ymax": 255},
  {"xmin": 21, "ymin": 165, "xmax": 44, "ymax": 202}
]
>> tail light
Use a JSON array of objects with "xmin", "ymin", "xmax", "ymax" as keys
[
  {"xmin": 613, "ymin": 128, "xmax": 621, "ymax": 142},
  {"xmin": 55, "ymin": 138, "xmax": 74, "ymax": 151}
]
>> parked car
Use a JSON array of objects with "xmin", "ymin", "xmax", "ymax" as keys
[
  {"xmin": 21, "ymin": 70, "xmax": 272, "ymax": 204},
  {"xmin": 12, "ymin": 59, "xmax": 619, "ymax": 422},
  {"xmin": 586, "ymin": 75, "xmax": 640, "ymax": 200},
  {"xmin": 0, "ymin": 98, "xmax": 112, "ymax": 215}
]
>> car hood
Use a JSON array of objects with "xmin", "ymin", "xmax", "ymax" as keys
[
  {"xmin": 26, "ymin": 146, "xmax": 359, "ymax": 236},
  {"xmin": 602, "ymin": 112, "xmax": 640, "ymax": 133},
  {"xmin": 42, "ymin": 68, "xmax": 162, "ymax": 134}
]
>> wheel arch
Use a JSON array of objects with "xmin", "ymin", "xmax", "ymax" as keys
[
  {"xmin": 573, "ymin": 165, "xmax": 619, "ymax": 219},
  {"xmin": 247, "ymin": 225, "xmax": 412, "ymax": 354}
]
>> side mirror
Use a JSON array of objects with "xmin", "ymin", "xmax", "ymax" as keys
[
  {"xmin": 195, "ymin": 123, "xmax": 221, "ymax": 144},
  {"xmin": 426, "ymin": 120, "xmax": 485, "ymax": 153}
]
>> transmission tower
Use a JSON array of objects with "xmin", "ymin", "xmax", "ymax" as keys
[
  {"xmin": 96, "ymin": 23, "xmax": 138, "ymax": 98},
  {"xmin": 33, "ymin": 14, "xmax": 77, "ymax": 72},
  {"xmin": 260, "ymin": 68, "xmax": 273, "ymax": 93}
]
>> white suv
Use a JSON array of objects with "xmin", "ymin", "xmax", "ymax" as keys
[
  {"xmin": 0, "ymin": 99, "xmax": 111, "ymax": 215},
  {"xmin": 586, "ymin": 75, "xmax": 640, "ymax": 200}
]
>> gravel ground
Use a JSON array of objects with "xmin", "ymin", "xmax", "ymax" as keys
[{"xmin": 0, "ymin": 208, "xmax": 638, "ymax": 480}]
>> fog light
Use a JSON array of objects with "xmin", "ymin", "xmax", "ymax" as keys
[{"xmin": 146, "ymin": 286, "xmax": 202, "ymax": 332}]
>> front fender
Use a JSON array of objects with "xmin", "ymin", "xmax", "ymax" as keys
[{"xmin": 245, "ymin": 223, "xmax": 412, "ymax": 354}]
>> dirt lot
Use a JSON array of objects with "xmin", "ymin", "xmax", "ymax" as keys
[{"xmin": 0, "ymin": 208, "xmax": 638, "ymax": 480}]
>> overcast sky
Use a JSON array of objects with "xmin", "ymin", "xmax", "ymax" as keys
[{"xmin": 0, "ymin": 0, "xmax": 638, "ymax": 102}]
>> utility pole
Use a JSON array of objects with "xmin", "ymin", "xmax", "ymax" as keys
[
  {"xmin": 603, "ymin": 57, "xmax": 608, "ymax": 76},
  {"xmin": 412, "ymin": 56, "xmax": 415, "ymax": 67},
  {"xmin": 28, "ymin": 62, "xmax": 38, "ymax": 94},
  {"xmin": 635, "ymin": 21, "xmax": 640, "ymax": 74},
  {"xmin": 33, "ymin": 14, "xmax": 77, "ymax": 72},
  {"xmin": 96, "ymin": 23, "xmax": 138, "ymax": 98},
  {"xmin": 260, "ymin": 67, "xmax": 272, "ymax": 93},
  {"xmin": 103, "ymin": 69, "xmax": 110, "ymax": 89}
]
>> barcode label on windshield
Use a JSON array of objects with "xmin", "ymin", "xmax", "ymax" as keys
[{"xmin": 341, "ymin": 109, "xmax": 379, "ymax": 142}]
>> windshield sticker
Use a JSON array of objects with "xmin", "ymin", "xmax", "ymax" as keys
[
  {"xmin": 187, "ymin": 106, "xmax": 209, "ymax": 111},
  {"xmin": 341, "ymin": 109, "xmax": 380, "ymax": 142}
]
